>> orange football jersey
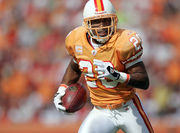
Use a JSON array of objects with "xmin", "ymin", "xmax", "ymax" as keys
[{"xmin": 65, "ymin": 26, "xmax": 143, "ymax": 109}]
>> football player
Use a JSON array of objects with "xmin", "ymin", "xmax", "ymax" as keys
[{"xmin": 54, "ymin": 0, "xmax": 154, "ymax": 133}]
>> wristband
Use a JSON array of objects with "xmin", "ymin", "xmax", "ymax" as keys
[
  {"xmin": 107, "ymin": 66, "xmax": 130, "ymax": 83},
  {"xmin": 57, "ymin": 84, "xmax": 69, "ymax": 94},
  {"xmin": 118, "ymin": 72, "xmax": 130, "ymax": 84}
]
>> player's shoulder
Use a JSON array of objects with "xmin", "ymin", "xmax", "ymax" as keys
[
  {"xmin": 115, "ymin": 29, "xmax": 142, "ymax": 51},
  {"xmin": 120, "ymin": 29, "xmax": 137, "ymax": 37},
  {"xmin": 65, "ymin": 26, "xmax": 87, "ymax": 43},
  {"xmin": 116, "ymin": 29, "xmax": 141, "ymax": 43},
  {"xmin": 115, "ymin": 29, "xmax": 143, "ymax": 65},
  {"xmin": 65, "ymin": 26, "xmax": 87, "ymax": 57}
]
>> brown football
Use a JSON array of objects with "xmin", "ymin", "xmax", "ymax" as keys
[{"xmin": 62, "ymin": 83, "xmax": 87, "ymax": 113}]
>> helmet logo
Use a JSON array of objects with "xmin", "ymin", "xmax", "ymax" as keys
[
  {"xmin": 94, "ymin": 0, "xmax": 104, "ymax": 12},
  {"xmin": 95, "ymin": 11, "xmax": 106, "ymax": 15}
]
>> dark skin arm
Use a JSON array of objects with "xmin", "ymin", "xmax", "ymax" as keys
[
  {"xmin": 127, "ymin": 61, "xmax": 149, "ymax": 90},
  {"xmin": 61, "ymin": 59, "xmax": 82, "ymax": 85}
]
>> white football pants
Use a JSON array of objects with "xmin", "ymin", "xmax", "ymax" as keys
[{"xmin": 78, "ymin": 95, "xmax": 153, "ymax": 133}]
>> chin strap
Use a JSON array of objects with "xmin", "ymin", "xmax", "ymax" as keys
[
  {"xmin": 96, "ymin": 38, "xmax": 109, "ymax": 44},
  {"xmin": 89, "ymin": 28, "xmax": 113, "ymax": 44}
]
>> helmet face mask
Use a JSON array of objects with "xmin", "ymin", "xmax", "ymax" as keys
[
  {"xmin": 83, "ymin": 0, "xmax": 118, "ymax": 44},
  {"xmin": 84, "ymin": 14, "xmax": 117, "ymax": 43}
]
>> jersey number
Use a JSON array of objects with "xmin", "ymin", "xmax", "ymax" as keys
[
  {"xmin": 130, "ymin": 34, "xmax": 141, "ymax": 51},
  {"xmin": 79, "ymin": 60, "xmax": 118, "ymax": 89}
]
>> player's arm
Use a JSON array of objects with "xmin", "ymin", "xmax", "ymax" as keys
[
  {"xmin": 116, "ymin": 31, "xmax": 149, "ymax": 90},
  {"xmin": 61, "ymin": 59, "xmax": 82, "ymax": 85},
  {"xmin": 54, "ymin": 28, "xmax": 83, "ymax": 112},
  {"xmin": 127, "ymin": 61, "xmax": 149, "ymax": 90},
  {"xmin": 94, "ymin": 32, "xmax": 149, "ymax": 90},
  {"xmin": 94, "ymin": 59, "xmax": 149, "ymax": 90},
  {"xmin": 54, "ymin": 58, "xmax": 81, "ymax": 112}
]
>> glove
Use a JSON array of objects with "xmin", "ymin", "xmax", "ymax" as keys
[
  {"xmin": 93, "ymin": 59, "xmax": 130, "ymax": 83},
  {"xmin": 53, "ymin": 84, "xmax": 68, "ymax": 111}
]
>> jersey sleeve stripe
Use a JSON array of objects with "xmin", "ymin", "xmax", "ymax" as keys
[
  {"xmin": 121, "ymin": 49, "xmax": 143, "ymax": 65},
  {"xmin": 125, "ymin": 58, "xmax": 142, "ymax": 69}
]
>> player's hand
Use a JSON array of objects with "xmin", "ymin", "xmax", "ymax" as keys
[
  {"xmin": 53, "ymin": 84, "xmax": 68, "ymax": 111},
  {"xmin": 93, "ymin": 59, "xmax": 130, "ymax": 83},
  {"xmin": 93, "ymin": 59, "xmax": 120, "ymax": 80}
]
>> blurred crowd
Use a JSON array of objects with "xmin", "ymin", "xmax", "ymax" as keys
[{"xmin": 0, "ymin": 0, "xmax": 179, "ymax": 127}]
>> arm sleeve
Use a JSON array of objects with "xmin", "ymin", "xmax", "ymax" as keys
[
  {"xmin": 117, "ymin": 32, "xmax": 143, "ymax": 69},
  {"xmin": 65, "ymin": 31, "xmax": 78, "ymax": 63},
  {"xmin": 65, "ymin": 31, "xmax": 74, "ymax": 57}
]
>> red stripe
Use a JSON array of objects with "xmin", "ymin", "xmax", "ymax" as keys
[
  {"xmin": 100, "ymin": 0, "xmax": 104, "ymax": 11},
  {"xmin": 94, "ymin": 0, "xmax": 98, "ymax": 12},
  {"xmin": 135, "ymin": 95, "xmax": 153, "ymax": 129},
  {"xmin": 87, "ymin": 34, "xmax": 94, "ymax": 49},
  {"xmin": 133, "ymin": 95, "xmax": 154, "ymax": 133},
  {"xmin": 125, "ymin": 74, "xmax": 130, "ymax": 84}
]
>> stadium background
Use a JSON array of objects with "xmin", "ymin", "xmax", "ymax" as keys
[{"xmin": 0, "ymin": 0, "xmax": 179, "ymax": 132}]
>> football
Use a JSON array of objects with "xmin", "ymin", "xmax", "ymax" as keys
[{"xmin": 62, "ymin": 83, "xmax": 87, "ymax": 113}]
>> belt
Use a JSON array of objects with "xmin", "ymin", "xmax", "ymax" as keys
[{"xmin": 95, "ymin": 102, "xmax": 127, "ymax": 110}]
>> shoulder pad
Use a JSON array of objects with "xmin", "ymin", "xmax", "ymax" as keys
[
  {"xmin": 116, "ymin": 30, "xmax": 143, "ymax": 65},
  {"xmin": 65, "ymin": 26, "xmax": 87, "ymax": 56}
]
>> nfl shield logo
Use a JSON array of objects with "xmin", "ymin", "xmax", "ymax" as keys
[{"xmin": 91, "ymin": 49, "xmax": 97, "ymax": 56}]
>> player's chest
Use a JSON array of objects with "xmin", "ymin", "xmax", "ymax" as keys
[{"xmin": 74, "ymin": 44, "xmax": 125, "ymax": 73}]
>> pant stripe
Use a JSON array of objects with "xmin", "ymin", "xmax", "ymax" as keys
[{"xmin": 133, "ymin": 95, "xmax": 154, "ymax": 133}]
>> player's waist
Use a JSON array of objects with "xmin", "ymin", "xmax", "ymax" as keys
[
  {"xmin": 95, "ymin": 100, "xmax": 132, "ymax": 110},
  {"xmin": 90, "ymin": 90, "xmax": 135, "ymax": 107},
  {"xmin": 92, "ymin": 97, "xmax": 133, "ymax": 110}
]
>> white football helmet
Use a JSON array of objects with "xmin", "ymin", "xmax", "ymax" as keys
[{"xmin": 83, "ymin": 0, "xmax": 118, "ymax": 43}]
